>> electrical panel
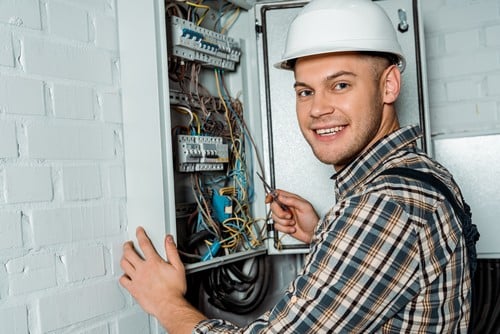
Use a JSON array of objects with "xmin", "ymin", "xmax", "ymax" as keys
[
  {"xmin": 120, "ymin": 0, "xmax": 429, "ymax": 306},
  {"xmin": 176, "ymin": 135, "xmax": 228, "ymax": 172},
  {"xmin": 121, "ymin": 0, "xmax": 429, "ymax": 268},
  {"xmin": 167, "ymin": 16, "xmax": 241, "ymax": 71},
  {"xmin": 162, "ymin": 0, "xmax": 269, "ymax": 273},
  {"xmin": 119, "ymin": 0, "xmax": 429, "ymax": 325}
]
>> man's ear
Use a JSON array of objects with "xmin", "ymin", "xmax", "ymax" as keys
[{"xmin": 382, "ymin": 65, "xmax": 401, "ymax": 104}]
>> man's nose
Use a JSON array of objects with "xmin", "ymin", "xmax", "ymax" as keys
[{"xmin": 310, "ymin": 91, "xmax": 334, "ymax": 117}]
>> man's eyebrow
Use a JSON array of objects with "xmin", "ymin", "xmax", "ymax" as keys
[
  {"xmin": 326, "ymin": 70, "xmax": 356, "ymax": 81},
  {"xmin": 293, "ymin": 81, "xmax": 308, "ymax": 89},
  {"xmin": 293, "ymin": 70, "xmax": 357, "ymax": 88}
]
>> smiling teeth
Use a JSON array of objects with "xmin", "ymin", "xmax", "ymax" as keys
[{"xmin": 316, "ymin": 126, "xmax": 345, "ymax": 135}]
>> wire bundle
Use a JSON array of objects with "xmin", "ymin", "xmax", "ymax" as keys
[
  {"xmin": 166, "ymin": 0, "xmax": 271, "ymax": 313},
  {"xmin": 167, "ymin": 0, "xmax": 266, "ymax": 263},
  {"xmin": 203, "ymin": 255, "xmax": 270, "ymax": 314}
]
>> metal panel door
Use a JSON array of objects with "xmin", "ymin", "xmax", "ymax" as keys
[{"xmin": 255, "ymin": 0, "xmax": 430, "ymax": 253}]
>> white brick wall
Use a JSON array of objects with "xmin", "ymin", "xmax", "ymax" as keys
[
  {"xmin": 0, "ymin": 121, "xmax": 19, "ymax": 158},
  {"xmin": 422, "ymin": 0, "xmax": 500, "ymax": 135},
  {"xmin": 0, "ymin": 30, "xmax": 15, "ymax": 67},
  {"xmin": 0, "ymin": 212, "xmax": 23, "ymax": 250},
  {"xmin": 52, "ymin": 83, "xmax": 95, "ymax": 120},
  {"xmin": 0, "ymin": 305, "xmax": 29, "ymax": 333},
  {"xmin": 38, "ymin": 281, "xmax": 125, "ymax": 332},
  {"xmin": 0, "ymin": 0, "xmax": 129, "ymax": 333},
  {"xmin": 0, "ymin": 76, "xmax": 45, "ymax": 115}
]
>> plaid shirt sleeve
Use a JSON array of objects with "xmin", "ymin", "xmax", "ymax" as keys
[{"xmin": 194, "ymin": 191, "xmax": 432, "ymax": 333}]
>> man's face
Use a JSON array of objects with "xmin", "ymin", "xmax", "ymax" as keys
[{"xmin": 293, "ymin": 52, "xmax": 394, "ymax": 171}]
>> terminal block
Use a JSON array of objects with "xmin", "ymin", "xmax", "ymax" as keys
[
  {"xmin": 176, "ymin": 135, "xmax": 229, "ymax": 172},
  {"xmin": 167, "ymin": 16, "xmax": 241, "ymax": 71}
]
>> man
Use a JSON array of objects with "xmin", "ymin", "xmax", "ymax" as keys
[{"xmin": 120, "ymin": 0, "xmax": 472, "ymax": 332}]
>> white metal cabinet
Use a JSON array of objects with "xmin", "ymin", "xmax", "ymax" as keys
[
  {"xmin": 118, "ymin": 0, "xmax": 430, "ymax": 270},
  {"xmin": 117, "ymin": 0, "xmax": 175, "ymax": 260},
  {"xmin": 117, "ymin": 0, "xmax": 430, "ymax": 330}
]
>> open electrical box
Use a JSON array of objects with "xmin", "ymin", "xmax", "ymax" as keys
[{"xmin": 118, "ymin": 0, "xmax": 430, "ymax": 274}]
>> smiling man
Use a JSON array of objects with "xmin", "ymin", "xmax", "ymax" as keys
[
  {"xmin": 292, "ymin": 53, "xmax": 400, "ymax": 171},
  {"xmin": 120, "ymin": 0, "xmax": 473, "ymax": 332}
]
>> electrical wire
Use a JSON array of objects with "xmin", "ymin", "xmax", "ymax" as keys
[
  {"xmin": 166, "ymin": 0, "xmax": 270, "ymax": 313},
  {"xmin": 203, "ymin": 255, "xmax": 270, "ymax": 314}
]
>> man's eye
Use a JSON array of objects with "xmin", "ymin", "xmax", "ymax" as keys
[
  {"xmin": 297, "ymin": 90, "xmax": 313, "ymax": 97},
  {"xmin": 334, "ymin": 82, "xmax": 349, "ymax": 90}
]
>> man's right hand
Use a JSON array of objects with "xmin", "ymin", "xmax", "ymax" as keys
[{"xmin": 268, "ymin": 190, "xmax": 319, "ymax": 244}]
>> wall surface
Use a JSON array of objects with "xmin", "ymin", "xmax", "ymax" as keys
[
  {"xmin": 0, "ymin": 0, "xmax": 499, "ymax": 333},
  {"xmin": 0, "ymin": 0, "xmax": 145, "ymax": 333},
  {"xmin": 422, "ymin": 0, "xmax": 500, "ymax": 257},
  {"xmin": 422, "ymin": 0, "xmax": 500, "ymax": 135}
]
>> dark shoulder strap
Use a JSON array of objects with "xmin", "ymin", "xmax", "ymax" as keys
[
  {"xmin": 378, "ymin": 167, "xmax": 480, "ymax": 276},
  {"xmin": 378, "ymin": 167, "xmax": 464, "ymax": 217}
]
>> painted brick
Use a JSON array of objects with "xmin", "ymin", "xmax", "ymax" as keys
[
  {"xmin": 110, "ymin": 239, "xmax": 124, "ymax": 276},
  {"xmin": 428, "ymin": 80, "xmax": 447, "ymax": 104},
  {"xmin": 430, "ymin": 101, "xmax": 498, "ymax": 134},
  {"xmin": 0, "ymin": 305, "xmax": 28, "ymax": 333},
  {"xmin": 109, "ymin": 165, "xmax": 126, "ymax": 198},
  {"xmin": 0, "ymin": 29, "xmax": 15, "ymax": 67},
  {"xmin": 53, "ymin": 83, "xmax": 94, "ymax": 120},
  {"xmin": 0, "ymin": 0, "xmax": 42, "ymax": 29},
  {"xmin": 0, "ymin": 76, "xmax": 45, "ymax": 115},
  {"xmin": 0, "ymin": 121, "xmax": 19, "ymax": 158},
  {"xmin": 62, "ymin": 165, "xmax": 102, "ymax": 201},
  {"xmin": 446, "ymin": 77, "xmax": 483, "ymax": 101},
  {"xmin": 117, "ymin": 311, "xmax": 151, "ymax": 334},
  {"xmin": 0, "ymin": 260, "xmax": 7, "ymax": 298},
  {"xmin": 76, "ymin": 324, "xmax": 110, "ymax": 334},
  {"xmin": 424, "ymin": 0, "xmax": 446, "ymax": 11},
  {"xmin": 444, "ymin": 29, "xmax": 480, "ymax": 53},
  {"xmin": 101, "ymin": 92, "xmax": 122, "ymax": 123},
  {"xmin": 61, "ymin": 245, "xmax": 106, "ymax": 282},
  {"xmin": 48, "ymin": 1, "xmax": 89, "ymax": 42},
  {"xmin": 0, "ymin": 212, "xmax": 23, "ymax": 250},
  {"xmin": 27, "ymin": 123, "xmax": 115, "ymax": 160},
  {"xmin": 62, "ymin": 0, "xmax": 107, "ymax": 12},
  {"xmin": 95, "ymin": 14, "xmax": 118, "ymax": 51},
  {"xmin": 486, "ymin": 73, "xmax": 500, "ymax": 96},
  {"xmin": 22, "ymin": 35, "xmax": 113, "ymax": 84},
  {"xmin": 38, "ymin": 280, "xmax": 126, "ymax": 332},
  {"xmin": 0, "ymin": 169, "xmax": 5, "ymax": 204},
  {"xmin": 31, "ymin": 204, "xmax": 121, "ymax": 247},
  {"xmin": 5, "ymin": 166, "xmax": 53, "ymax": 204},
  {"xmin": 424, "ymin": 1, "xmax": 500, "ymax": 32},
  {"xmin": 427, "ymin": 51, "xmax": 499, "ymax": 80},
  {"xmin": 423, "ymin": 35, "xmax": 443, "ymax": 59},
  {"xmin": 6, "ymin": 252, "xmax": 57, "ymax": 295},
  {"xmin": 485, "ymin": 24, "xmax": 500, "ymax": 46}
]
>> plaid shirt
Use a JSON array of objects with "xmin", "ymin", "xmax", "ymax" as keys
[{"xmin": 194, "ymin": 125, "xmax": 471, "ymax": 333}]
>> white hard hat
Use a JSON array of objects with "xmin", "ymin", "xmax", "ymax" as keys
[{"xmin": 275, "ymin": 0, "xmax": 406, "ymax": 72}]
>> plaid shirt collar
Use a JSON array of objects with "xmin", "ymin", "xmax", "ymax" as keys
[{"xmin": 332, "ymin": 125, "xmax": 422, "ymax": 199}]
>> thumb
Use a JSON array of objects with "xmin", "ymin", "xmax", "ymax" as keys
[{"xmin": 164, "ymin": 234, "xmax": 184, "ymax": 271}]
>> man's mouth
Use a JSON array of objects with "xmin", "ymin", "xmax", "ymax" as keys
[{"xmin": 315, "ymin": 126, "xmax": 345, "ymax": 136}]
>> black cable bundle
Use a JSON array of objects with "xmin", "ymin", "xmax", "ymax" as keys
[{"xmin": 203, "ymin": 255, "xmax": 270, "ymax": 315}]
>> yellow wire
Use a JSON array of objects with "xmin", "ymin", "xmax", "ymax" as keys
[
  {"xmin": 214, "ymin": 70, "xmax": 242, "ymax": 162},
  {"xmin": 221, "ymin": 7, "xmax": 240, "ymax": 34},
  {"xmin": 185, "ymin": 1, "xmax": 209, "ymax": 9},
  {"xmin": 173, "ymin": 106, "xmax": 201, "ymax": 134},
  {"xmin": 185, "ymin": 1, "xmax": 210, "ymax": 26}
]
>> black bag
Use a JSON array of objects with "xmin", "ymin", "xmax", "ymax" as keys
[{"xmin": 378, "ymin": 167, "xmax": 480, "ymax": 277}]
